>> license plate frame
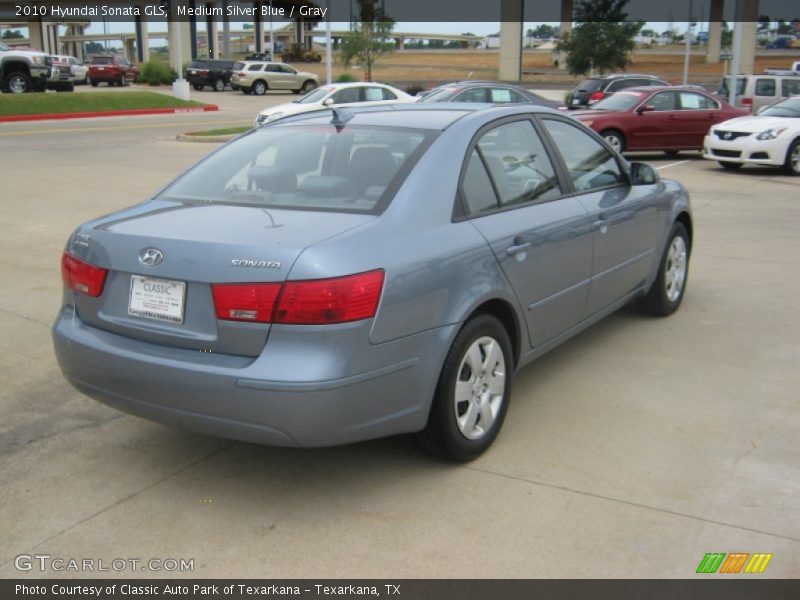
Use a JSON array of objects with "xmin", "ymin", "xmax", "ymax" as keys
[{"xmin": 128, "ymin": 275, "xmax": 186, "ymax": 324}]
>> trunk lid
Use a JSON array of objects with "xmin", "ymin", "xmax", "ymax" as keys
[{"xmin": 70, "ymin": 201, "xmax": 374, "ymax": 357}]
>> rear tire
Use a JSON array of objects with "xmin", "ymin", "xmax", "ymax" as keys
[
  {"xmin": 417, "ymin": 314, "xmax": 512, "ymax": 462},
  {"xmin": 783, "ymin": 138, "xmax": 800, "ymax": 176},
  {"xmin": 300, "ymin": 79, "xmax": 316, "ymax": 94},
  {"xmin": 718, "ymin": 161, "xmax": 742, "ymax": 169},
  {"xmin": 601, "ymin": 129, "xmax": 625, "ymax": 153},
  {"xmin": 638, "ymin": 222, "xmax": 690, "ymax": 317},
  {"xmin": 119, "ymin": 74, "xmax": 126, "ymax": 87},
  {"xmin": 213, "ymin": 77, "xmax": 225, "ymax": 92},
  {"xmin": 252, "ymin": 80, "xmax": 267, "ymax": 95}
]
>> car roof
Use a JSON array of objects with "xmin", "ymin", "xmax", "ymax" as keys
[
  {"xmin": 267, "ymin": 103, "xmax": 563, "ymax": 131},
  {"xmin": 318, "ymin": 82, "xmax": 395, "ymax": 89},
  {"xmin": 624, "ymin": 85, "xmax": 712, "ymax": 93},
  {"xmin": 591, "ymin": 73, "xmax": 664, "ymax": 80}
]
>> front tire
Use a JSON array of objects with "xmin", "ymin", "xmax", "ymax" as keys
[
  {"xmin": 418, "ymin": 314, "xmax": 512, "ymax": 462},
  {"xmin": 301, "ymin": 79, "xmax": 316, "ymax": 94},
  {"xmin": 6, "ymin": 71, "xmax": 31, "ymax": 93},
  {"xmin": 783, "ymin": 138, "xmax": 800, "ymax": 176},
  {"xmin": 601, "ymin": 129, "xmax": 625, "ymax": 153},
  {"xmin": 213, "ymin": 77, "xmax": 225, "ymax": 92},
  {"xmin": 638, "ymin": 222, "xmax": 690, "ymax": 317},
  {"xmin": 192, "ymin": 83, "xmax": 204, "ymax": 91}
]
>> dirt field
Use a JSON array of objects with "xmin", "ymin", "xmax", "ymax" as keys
[{"xmin": 288, "ymin": 48, "xmax": 800, "ymax": 89}]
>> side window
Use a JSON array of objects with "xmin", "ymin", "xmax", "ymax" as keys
[
  {"xmin": 331, "ymin": 87, "xmax": 361, "ymax": 104},
  {"xmin": 783, "ymin": 79, "xmax": 800, "ymax": 97},
  {"xmin": 248, "ymin": 64, "xmax": 263, "ymax": 72},
  {"xmin": 279, "ymin": 65, "xmax": 297, "ymax": 74},
  {"xmin": 679, "ymin": 92, "xmax": 719, "ymax": 109},
  {"xmin": 364, "ymin": 87, "xmax": 385, "ymax": 101},
  {"xmin": 605, "ymin": 80, "xmax": 623, "ymax": 92},
  {"xmin": 454, "ymin": 88, "xmax": 487, "ymax": 103},
  {"xmin": 648, "ymin": 91, "xmax": 677, "ymax": 111},
  {"xmin": 755, "ymin": 78, "xmax": 776, "ymax": 96},
  {"xmin": 476, "ymin": 120, "xmax": 562, "ymax": 207},
  {"xmin": 489, "ymin": 88, "xmax": 514, "ymax": 103},
  {"xmin": 461, "ymin": 150, "xmax": 499, "ymax": 216},
  {"xmin": 381, "ymin": 88, "xmax": 397, "ymax": 100},
  {"xmin": 542, "ymin": 119, "xmax": 624, "ymax": 193}
]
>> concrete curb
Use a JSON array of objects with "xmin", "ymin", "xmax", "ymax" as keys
[
  {"xmin": 0, "ymin": 104, "xmax": 219, "ymax": 123},
  {"xmin": 175, "ymin": 133, "xmax": 238, "ymax": 143}
]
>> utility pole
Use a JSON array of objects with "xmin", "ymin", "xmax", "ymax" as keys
[{"xmin": 683, "ymin": 0, "xmax": 694, "ymax": 85}]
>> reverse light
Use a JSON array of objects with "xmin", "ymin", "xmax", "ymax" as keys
[
  {"xmin": 61, "ymin": 252, "xmax": 108, "ymax": 297},
  {"xmin": 756, "ymin": 127, "xmax": 787, "ymax": 141},
  {"xmin": 211, "ymin": 283, "xmax": 281, "ymax": 322}
]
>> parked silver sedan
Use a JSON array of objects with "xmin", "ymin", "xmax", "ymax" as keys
[{"xmin": 53, "ymin": 104, "xmax": 692, "ymax": 461}]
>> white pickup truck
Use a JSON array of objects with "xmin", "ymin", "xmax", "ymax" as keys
[{"xmin": 0, "ymin": 41, "xmax": 52, "ymax": 93}]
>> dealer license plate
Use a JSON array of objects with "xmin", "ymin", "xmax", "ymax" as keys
[
  {"xmin": 572, "ymin": 98, "xmax": 580, "ymax": 105},
  {"xmin": 128, "ymin": 275, "xmax": 186, "ymax": 324}
]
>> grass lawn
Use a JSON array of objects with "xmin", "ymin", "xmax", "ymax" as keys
[
  {"xmin": 185, "ymin": 126, "xmax": 250, "ymax": 136},
  {"xmin": 0, "ymin": 91, "xmax": 207, "ymax": 117}
]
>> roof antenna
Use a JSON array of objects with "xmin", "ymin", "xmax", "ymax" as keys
[{"xmin": 330, "ymin": 107, "xmax": 354, "ymax": 132}]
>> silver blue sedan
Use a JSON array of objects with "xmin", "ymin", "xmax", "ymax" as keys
[{"xmin": 53, "ymin": 104, "xmax": 692, "ymax": 461}]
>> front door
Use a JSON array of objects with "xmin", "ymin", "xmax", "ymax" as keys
[{"xmin": 628, "ymin": 91, "xmax": 680, "ymax": 149}]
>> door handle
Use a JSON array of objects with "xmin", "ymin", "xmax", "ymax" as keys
[
  {"xmin": 667, "ymin": 114, "xmax": 677, "ymax": 119},
  {"xmin": 506, "ymin": 237, "xmax": 531, "ymax": 256},
  {"xmin": 593, "ymin": 213, "xmax": 609, "ymax": 233}
]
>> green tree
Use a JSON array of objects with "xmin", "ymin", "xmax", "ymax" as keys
[
  {"xmin": 556, "ymin": 0, "xmax": 644, "ymax": 76},
  {"xmin": 1, "ymin": 29, "xmax": 24, "ymax": 40},
  {"xmin": 339, "ymin": 3, "xmax": 395, "ymax": 81},
  {"xmin": 85, "ymin": 41, "xmax": 104, "ymax": 54}
]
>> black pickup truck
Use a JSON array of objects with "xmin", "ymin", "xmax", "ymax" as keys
[{"xmin": 186, "ymin": 59, "xmax": 236, "ymax": 92}]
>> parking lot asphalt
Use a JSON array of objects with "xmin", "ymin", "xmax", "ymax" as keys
[{"xmin": 1, "ymin": 94, "xmax": 799, "ymax": 578}]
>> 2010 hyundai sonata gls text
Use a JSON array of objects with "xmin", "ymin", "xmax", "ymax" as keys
[{"xmin": 53, "ymin": 104, "xmax": 692, "ymax": 461}]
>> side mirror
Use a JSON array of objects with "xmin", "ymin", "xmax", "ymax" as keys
[
  {"xmin": 630, "ymin": 162, "xmax": 659, "ymax": 185},
  {"xmin": 637, "ymin": 104, "xmax": 655, "ymax": 113},
  {"xmin": 322, "ymin": 97, "xmax": 333, "ymax": 106}
]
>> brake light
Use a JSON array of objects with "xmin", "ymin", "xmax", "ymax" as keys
[
  {"xmin": 237, "ymin": 72, "xmax": 246, "ymax": 77},
  {"xmin": 742, "ymin": 97, "xmax": 753, "ymax": 111},
  {"xmin": 61, "ymin": 252, "xmax": 108, "ymax": 297},
  {"xmin": 211, "ymin": 283, "xmax": 281, "ymax": 322},
  {"xmin": 275, "ymin": 270, "xmax": 384, "ymax": 324},
  {"xmin": 211, "ymin": 270, "xmax": 385, "ymax": 325},
  {"xmin": 199, "ymin": 69, "xmax": 209, "ymax": 76},
  {"xmin": 588, "ymin": 91, "xmax": 605, "ymax": 103}
]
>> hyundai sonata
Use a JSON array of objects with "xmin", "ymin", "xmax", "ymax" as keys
[{"xmin": 53, "ymin": 104, "xmax": 692, "ymax": 461}]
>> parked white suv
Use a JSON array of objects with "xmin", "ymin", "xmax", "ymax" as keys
[
  {"xmin": 230, "ymin": 61, "xmax": 318, "ymax": 96},
  {"xmin": 717, "ymin": 72, "xmax": 800, "ymax": 112}
]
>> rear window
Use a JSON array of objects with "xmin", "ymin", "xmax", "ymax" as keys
[
  {"xmin": 233, "ymin": 62, "xmax": 245, "ymax": 70},
  {"xmin": 157, "ymin": 125, "xmax": 436, "ymax": 214},
  {"xmin": 576, "ymin": 79, "xmax": 604, "ymax": 92},
  {"xmin": 90, "ymin": 56, "xmax": 113, "ymax": 65},
  {"xmin": 590, "ymin": 91, "xmax": 644, "ymax": 111},
  {"xmin": 717, "ymin": 77, "xmax": 746, "ymax": 96}
]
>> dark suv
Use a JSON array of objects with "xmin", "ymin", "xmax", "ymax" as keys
[
  {"xmin": 567, "ymin": 74, "xmax": 669, "ymax": 109},
  {"xmin": 186, "ymin": 59, "xmax": 236, "ymax": 92}
]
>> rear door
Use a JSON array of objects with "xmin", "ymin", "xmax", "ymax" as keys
[
  {"xmin": 464, "ymin": 118, "xmax": 593, "ymax": 347},
  {"xmin": 675, "ymin": 91, "xmax": 723, "ymax": 148},
  {"xmin": 540, "ymin": 118, "xmax": 660, "ymax": 317}
]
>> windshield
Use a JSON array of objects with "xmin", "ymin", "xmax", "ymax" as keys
[
  {"xmin": 157, "ymin": 125, "xmax": 434, "ymax": 214},
  {"xmin": 91, "ymin": 56, "xmax": 114, "ymax": 65},
  {"xmin": 418, "ymin": 87, "xmax": 460, "ymax": 103},
  {"xmin": 295, "ymin": 86, "xmax": 332, "ymax": 104},
  {"xmin": 590, "ymin": 91, "xmax": 645, "ymax": 111},
  {"xmin": 759, "ymin": 97, "xmax": 800, "ymax": 117}
]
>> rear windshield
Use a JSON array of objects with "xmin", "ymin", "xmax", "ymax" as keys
[
  {"xmin": 576, "ymin": 79, "xmax": 604, "ymax": 92},
  {"xmin": 189, "ymin": 60, "xmax": 208, "ymax": 68},
  {"xmin": 591, "ymin": 91, "xmax": 645, "ymax": 111},
  {"xmin": 90, "ymin": 56, "xmax": 113, "ymax": 65},
  {"xmin": 158, "ymin": 125, "xmax": 435, "ymax": 214}
]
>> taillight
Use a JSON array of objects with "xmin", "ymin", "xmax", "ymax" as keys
[
  {"xmin": 211, "ymin": 283, "xmax": 281, "ymax": 323},
  {"xmin": 211, "ymin": 270, "xmax": 384, "ymax": 325},
  {"xmin": 742, "ymin": 97, "xmax": 753, "ymax": 111},
  {"xmin": 61, "ymin": 252, "xmax": 108, "ymax": 297},
  {"xmin": 237, "ymin": 72, "xmax": 246, "ymax": 77},
  {"xmin": 199, "ymin": 69, "xmax": 209, "ymax": 76},
  {"xmin": 276, "ymin": 270, "xmax": 384, "ymax": 324},
  {"xmin": 588, "ymin": 91, "xmax": 605, "ymax": 103}
]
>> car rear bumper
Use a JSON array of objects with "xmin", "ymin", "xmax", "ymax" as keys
[
  {"xmin": 702, "ymin": 134, "xmax": 788, "ymax": 166},
  {"xmin": 53, "ymin": 306, "xmax": 455, "ymax": 448}
]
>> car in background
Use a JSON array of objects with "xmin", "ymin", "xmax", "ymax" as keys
[
  {"xmin": 230, "ymin": 61, "xmax": 318, "ymax": 96},
  {"xmin": 53, "ymin": 104, "xmax": 691, "ymax": 461},
  {"xmin": 254, "ymin": 82, "xmax": 415, "ymax": 126},
  {"xmin": 703, "ymin": 96, "xmax": 800, "ymax": 175},
  {"xmin": 572, "ymin": 86, "xmax": 747, "ymax": 154},
  {"xmin": 87, "ymin": 55, "xmax": 139, "ymax": 87},
  {"xmin": 416, "ymin": 81, "xmax": 559, "ymax": 108},
  {"xmin": 186, "ymin": 59, "xmax": 236, "ymax": 91},
  {"xmin": 52, "ymin": 55, "xmax": 88, "ymax": 84},
  {"xmin": 567, "ymin": 74, "xmax": 669, "ymax": 109},
  {"xmin": 46, "ymin": 56, "xmax": 75, "ymax": 92},
  {"xmin": 717, "ymin": 72, "xmax": 800, "ymax": 112}
]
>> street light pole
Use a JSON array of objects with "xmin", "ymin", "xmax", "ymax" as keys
[
  {"xmin": 683, "ymin": 0, "xmax": 694, "ymax": 85},
  {"xmin": 325, "ymin": 0, "xmax": 332, "ymax": 84}
]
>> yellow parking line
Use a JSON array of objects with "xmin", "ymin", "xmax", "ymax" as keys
[{"xmin": 0, "ymin": 119, "xmax": 251, "ymax": 137}]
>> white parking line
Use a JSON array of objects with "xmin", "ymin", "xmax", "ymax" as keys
[{"xmin": 656, "ymin": 160, "xmax": 693, "ymax": 171}]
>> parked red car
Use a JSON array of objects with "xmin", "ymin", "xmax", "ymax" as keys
[
  {"xmin": 572, "ymin": 86, "xmax": 748, "ymax": 154},
  {"xmin": 87, "ymin": 55, "xmax": 139, "ymax": 87}
]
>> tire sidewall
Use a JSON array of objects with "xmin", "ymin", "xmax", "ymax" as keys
[
  {"xmin": 655, "ymin": 223, "xmax": 690, "ymax": 314},
  {"xmin": 785, "ymin": 139, "xmax": 800, "ymax": 176},
  {"xmin": 431, "ymin": 314, "xmax": 513, "ymax": 460}
]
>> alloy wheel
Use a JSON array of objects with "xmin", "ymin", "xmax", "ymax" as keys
[
  {"xmin": 453, "ymin": 336, "xmax": 506, "ymax": 441},
  {"xmin": 9, "ymin": 74, "xmax": 27, "ymax": 93},
  {"xmin": 791, "ymin": 144, "xmax": 800, "ymax": 174},
  {"xmin": 664, "ymin": 236, "xmax": 687, "ymax": 303}
]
